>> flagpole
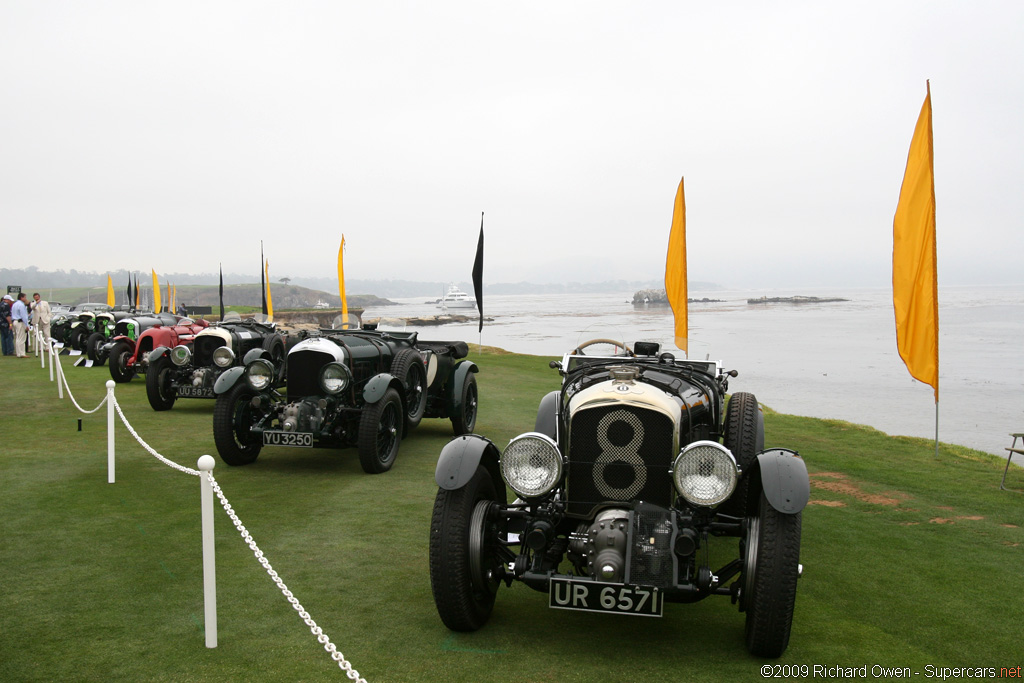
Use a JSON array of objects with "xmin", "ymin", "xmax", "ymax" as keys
[{"xmin": 935, "ymin": 400, "xmax": 939, "ymax": 458}]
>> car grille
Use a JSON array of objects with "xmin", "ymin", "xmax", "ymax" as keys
[
  {"xmin": 287, "ymin": 350, "xmax": 335, "ymax": 400},
  {"xmin": 193, "ymin": 336, "xmax": 226, "ymax": 368},
  {"xmin": 114, "ymin": 321, "xmax": 137, "ymax": 339},
  {"xmin": 567, "ymin": 404, "xmax": 675, "ymax": 515}
]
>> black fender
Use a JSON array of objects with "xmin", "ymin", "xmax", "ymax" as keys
[
  {"xmin": 149, "ymin": 346, "xmax": 171, "ymax": 362},
  {"xmin": 214, "ymin": 366, "xmax": 246, "ymax": 395},
  {"xmin": 534, "ymin": 390, "xmax": 559, "ymax": 441},
  {"xmin": 364, "ymin": 372, "xmax": 403, "ymax": 405},
  {"xmin": 748, "ymin": 448, "xmax": 809, "ymax": 515},
  {"xmin": 435, "ymin": 434, "xmax": 503, "ymax": 495},
  {"xmin": 242, "ymin": 347, "xmax": 268, "ymax": 365},
  {"xmin": 447, "ymin": 360, "xmax": 479, "ymax": 413}
]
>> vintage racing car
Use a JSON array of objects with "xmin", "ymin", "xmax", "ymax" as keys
[
  {"xmin": 146, "ymin": 315, "xmax": 286, "ymax": 410},
  {"xmin": 212, "ymin": 328, "xmax": 478, "ymax": 473},
  {"xmin": 106, "ymin": 315, "xmax": 209, "ymax": 383},
  {"xmin": 429, "ymin": 338, "xmax": 808, "ymax": 657}
]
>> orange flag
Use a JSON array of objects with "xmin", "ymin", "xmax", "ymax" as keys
[
  {"xmin": 106, "ymin": 275, "xmax": 115, "ymax": 307},
  {"xmin": 665, "ymin": 177, "xmax": 687, "ymax": 354},
  {"xmin": 264, "ymin": 259, "xmax": 274, "ymax": 321},
  {"xmin": 152, "ymin": 269, "xmax": 162, "ymax": 313},
  {"xmin": 893, "ymin": 83, "xmax": 938, "ymax": 401},
  {"xmin": 338, "ymin": 236, "xmax": 348, "ymax": 323}
]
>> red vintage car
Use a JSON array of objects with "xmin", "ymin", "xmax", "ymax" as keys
[{"xmin": 107, "ymin": 314, "xmax": 210, "ymax": 383}]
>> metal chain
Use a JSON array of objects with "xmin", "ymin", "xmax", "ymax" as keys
[
  {"xmin": 110, "ymin": 395, "xmax": 201, "ymax": 476},
  {"xmin": 207, "ymin": 472, "xmax": 368, "ymax": 682},
  {"xmin": 54, "ymin": 351, "xmax": 109, "ymax": 415}
]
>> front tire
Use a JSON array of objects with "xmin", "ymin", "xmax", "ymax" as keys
[
  {"xmin": 391, "ymin": 349, "xmax": 427, "ymax": 433},
  {"xmin": 429, "ymin": 467, "xmax": 504, "ymax": 631},
  {"xmin": 719, "ymin": 392, "xmax": 761, "ymax": 516},
  {"xmin": 108, "ymin": 341, "xmax": 135, "ymax": 383},
  {"xmin": 450, "ymin": 374, "xmax": 478, "ymax": 435},
  {"xmin": 213, "ymin": 382, "xmax": 264, "ymax": 466},
  {"xmin": 69, "ymin": 326, "xmax": 88, "ymax": 351},
  {"xmin": 146, "ymin": 356, "xmax": 177, "ymax": 411},
  {"xmin": 86, "ymin": 332, "xmax": 107, "ymax": 365},
  {"xmin": 262, "ymin": 333, "xmax": 287, "ymax": 384},
  {"xmin": 357, "ymin": 387, "xmax": 403, "ymax": 473},
  {"xmin": 743, "ymin": 492, "xmax": 801, "ymax": 658}
]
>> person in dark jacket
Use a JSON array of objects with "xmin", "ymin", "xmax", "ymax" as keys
[{"xmin": 0, "ymin": 295, "xmax": 13, "ymax": 356}]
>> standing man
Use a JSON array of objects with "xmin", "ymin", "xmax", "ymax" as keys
[
  {"xmin": 0, "ymin": 295, "xmax": 13, "ymax": 356},
  {"xmin": 11, "ymin": 292, "xmax": 31, "ymax": 357},
  {"xmin": 32, "ymin": 293, "xmax": 52, "ymax": 346}
]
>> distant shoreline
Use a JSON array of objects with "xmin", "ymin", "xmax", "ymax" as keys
[{"xmin": 746, "ymin": 295, "xmax": 849, "ymax": 304}]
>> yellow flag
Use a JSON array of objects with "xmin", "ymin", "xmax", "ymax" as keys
[
  {"xmin": 265, "ymin": 260, "xmax": 273, "ymax": 321},
  {"xmin": 338, "ymin": 236, "xmax": 348, "ymax": 323},
  {"xmin": 106, "ymin": 275, "xmax": 115, "ymax": 307},
  {"xmin": 893, "ymin": 83, "xmax": 938, "ymax": 401},
  {"xmin": 172, "ymin": 285, "xmax": 177, "ymax": 312},
  {"xmin": 665, "ymin": 177, "xmax": 688, "ymax": 354},
  {"xmin": 152, "ymin": 269, "xmax": 161, "ymax": 313}
]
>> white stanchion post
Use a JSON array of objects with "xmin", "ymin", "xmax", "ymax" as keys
[
  {"xmin": 48, "ymin": 340, "xmax": 55, "ymax": 382},
  {"xmin": 107, "ymin": 380, "xmax": 116, "ymax": 483},
  {"xmin": 197, "ymin": 455, "xmax": 218, "ymax": 648},
  {"xmin": 39, "ymin": 332, "xmax": 44, "ymax": 368},
  {"xmin": 57, "ymin": 351, "xmax": 63, "ymax": 399}
]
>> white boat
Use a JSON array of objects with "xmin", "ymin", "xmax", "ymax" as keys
[
  {"xmin": 436, "ymin": 283, "xmax": 476, "ymax": 309},
  {"xmin": 313, "ymin": 299, "xmax": 331, "ymax": 309}
]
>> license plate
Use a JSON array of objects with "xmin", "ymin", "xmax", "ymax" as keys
[
  {"xmin": 548, "ymin": 579, "xmax": 663, "ymax": 617},
  {"xmin": 263, "ymin": 431, "xmax": 314, "ymax": 447},
  {"xmin": 176, "ymin": 385, "xmax": 215, "ymax": 398}
]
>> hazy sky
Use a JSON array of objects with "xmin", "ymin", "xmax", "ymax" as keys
[{"xmin": 2, "ymin": 1, "xmax": 1021, "ymax": 288}]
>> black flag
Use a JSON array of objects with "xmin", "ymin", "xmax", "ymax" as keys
[
  {"xmin": 472, "ymin": 213, "xmax": 484, "ymax": 333},
  {"xmin": 219, "ymin": 264, "xmax": 225, "ymax": 321},
  {"xmin": 260, "ymin": 241, "xmax": 268, "ymax": 316},
  {"xmin": 134, "ymin": 275, "xmax": 139, "ymax": 310},
  {"xmin": 126, "ymin": 274, "xmax": 131, "ymax": 308}
]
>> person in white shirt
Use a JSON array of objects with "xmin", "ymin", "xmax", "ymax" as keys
[{"xmin": 11, "ymin": 292, "xmax": 31, "ymax": 357}]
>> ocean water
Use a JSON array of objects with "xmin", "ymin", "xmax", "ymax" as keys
[{"xmin": 363, "ymin": 285, "xmax": 1024, "ymax": 461}]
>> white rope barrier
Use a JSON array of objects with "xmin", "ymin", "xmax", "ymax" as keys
[
  {"xmin": 207, "ymin": 467, "xmax": 367, "ymax": 681},
  {"xmin": 110, "ymin": 394, "xmax": 201, "ymax": 475},
  {"xmin": 53, "ymin": 348, "xmax": 108, "ymax": 415},
  {"xmin": 46, "ymin": 355, "xmax": 367, "ymax": 679}
]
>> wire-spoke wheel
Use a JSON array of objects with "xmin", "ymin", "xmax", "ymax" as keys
[{"xmin": 358, "ymin": 387, "xmax": 403, "ymax": 473}]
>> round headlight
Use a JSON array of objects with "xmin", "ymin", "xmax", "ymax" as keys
[
  {"xmin": 212, "ymin": 346, "xmax": 235, "ymax": 368},
  {"xmin": 246, "ymin": 359, "xmax": 275, "ymax": 391},
  {"xmin": 501, "ymin": 433, "xmax": 563, "ymax": 499},
  {"xmin": 86, "ymin": 320, "xmax": 95, "ymax": 331},
  {"xmin": 672, "ymin": 441, "xmax": 738, "ymax": 507},
  {"xmin": 170, "ymin": 345, "xmax": 192, "ymax": 366},
  {"xmin": 319, "ymin": 362, "xmax": 351, "ymax": 395}
]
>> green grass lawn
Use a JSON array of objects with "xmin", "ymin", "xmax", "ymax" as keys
[{"xmin": 2, "ymin": 347, "xmax": 1022, "ymax": 682}]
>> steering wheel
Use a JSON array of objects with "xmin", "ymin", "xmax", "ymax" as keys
[{"xmin": 572, "ymin": 338, "xmax": 634, "ymax": 357}]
